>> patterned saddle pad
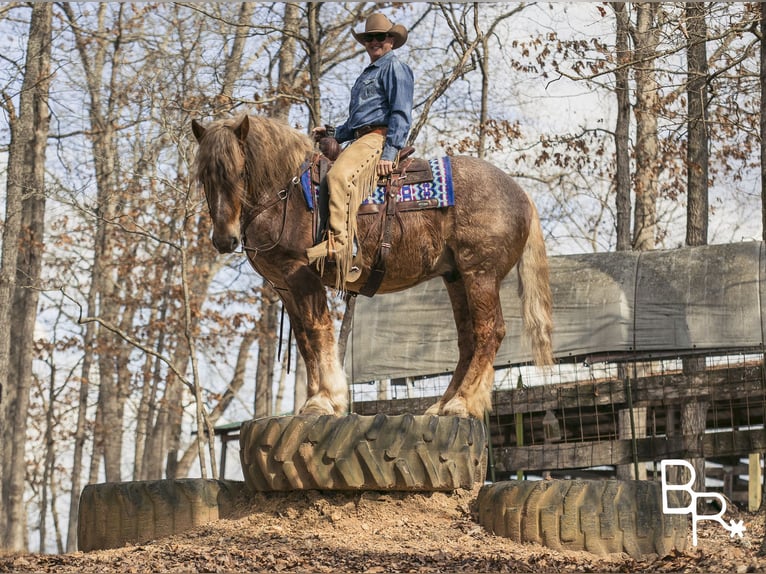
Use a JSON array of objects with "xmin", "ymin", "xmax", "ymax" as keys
[{"xmin": 300, "ymin": 156, "xmax": 454, "ymax": 212}]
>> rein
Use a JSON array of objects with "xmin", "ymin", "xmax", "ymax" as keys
[{"xmin": 239, "ymin": 170, "xmax": 304, "ymax": 256}]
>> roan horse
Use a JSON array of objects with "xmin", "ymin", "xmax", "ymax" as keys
[{"xmin": 192, "ymin": 113, "xmax": 553, "ymax": 419}]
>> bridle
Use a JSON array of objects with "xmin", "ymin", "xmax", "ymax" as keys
[
  {"xmin": 238, "ymin": 167, "xmax": 308, "ymax": 256},
  {"xmin": 206, "ymin": 131, "xmax": 310, "ymax": 257}
]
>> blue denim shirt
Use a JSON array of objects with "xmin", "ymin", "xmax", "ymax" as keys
[{"xmin": 334, "ymin": 51, "xmax": 414, "ymax": 161}]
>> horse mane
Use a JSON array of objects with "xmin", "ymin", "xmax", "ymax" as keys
[{"xmin": 195, "ymin": 113, "xmax": 313, "ymax": 206}]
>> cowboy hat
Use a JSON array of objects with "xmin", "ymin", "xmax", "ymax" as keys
[{"xmin": 352, "ymin": 13, "xmax": 408, "ymax": 49}]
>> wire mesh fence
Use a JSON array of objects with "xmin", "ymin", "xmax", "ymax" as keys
[{"xmin": 352, "ymin": 348, "xmax": 766, "ymax": 506}]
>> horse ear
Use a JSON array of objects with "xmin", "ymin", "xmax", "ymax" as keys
[
  {"xmin": 191, "ymin": 119, "xmax": 206, "ymax": 142},
  {"xmin": 234, "ymin": 115, "xmax": 250, "ymax": 142}
]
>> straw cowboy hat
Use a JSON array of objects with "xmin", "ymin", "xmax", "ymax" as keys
[{"xmin": 352, "ymin": 13, "xmax": 408, "ymax": 49}]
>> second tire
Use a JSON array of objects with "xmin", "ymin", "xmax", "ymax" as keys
[{"xmin": 477, "ymin": 479, "xmax": 688, "ymax": 558}]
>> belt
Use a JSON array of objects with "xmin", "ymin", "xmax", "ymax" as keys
[{"xmin": 354, "ymin": 125, "xmax": 387, "ymax": 138}]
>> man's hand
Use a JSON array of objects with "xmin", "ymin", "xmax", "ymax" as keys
[
  {"xmin": 377, "ymin": 159, "xmax": 394, "ymax": 176},
  {"xmin": 311, "ymin": 126, "xmax": 327, "ymax": 142}
]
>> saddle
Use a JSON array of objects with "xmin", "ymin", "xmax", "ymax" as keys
[
  {"xmin": 309, "ymin": 142, "xmax": 436, "ymax": 297},
  {"xmin": 311, "ymin": 145, "xmax": 434, "ymax": 200}
]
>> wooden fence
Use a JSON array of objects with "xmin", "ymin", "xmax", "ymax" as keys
[{"xmin": 353, "ymin": 351, "xmax": 766, "ymax": 508}]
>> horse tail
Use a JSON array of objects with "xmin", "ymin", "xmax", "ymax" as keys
[{"xmin": 516, "ymin": 198, "xmax": 554, "ymax": 368}]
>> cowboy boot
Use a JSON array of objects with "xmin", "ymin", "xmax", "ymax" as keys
[
  {"xmin": 306, "ymin": 189, "xmax": 351, "ymax": 264},
  {"xmin": 346, "ymin": 256, "xmax": 363, "ymax": 283}
]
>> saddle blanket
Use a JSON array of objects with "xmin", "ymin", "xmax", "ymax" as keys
[{"xmin": 301, "ymin": 156, "xmax": 454, "ymax": 211}]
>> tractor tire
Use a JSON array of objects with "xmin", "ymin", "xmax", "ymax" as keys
[
  {"xmin": 239, "ymin": 413, "xmax": 487, "ymax": 492},
  {"xmin": 477, "ymin": 479, "xmax": 688, "ymax": 558},
  {"xmin": 78, "ymin": 478, "xmax": 246, "ymax": 551}
]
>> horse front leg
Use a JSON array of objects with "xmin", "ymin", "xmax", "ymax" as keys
[{"xmin": 280, "ymin": 271, "xmax": 348, "ymax": 416}]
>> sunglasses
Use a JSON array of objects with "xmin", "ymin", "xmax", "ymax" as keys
[{"xmin": 363, "ymin": 32, "xmax": 389, "ymax": 43}]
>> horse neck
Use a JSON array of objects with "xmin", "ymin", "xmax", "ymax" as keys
[{"xmin": 243, "ymin": 134, "xmax": 310, "ymax": 206}]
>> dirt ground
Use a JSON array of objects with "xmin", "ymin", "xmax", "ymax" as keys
[{"xmin": 1, "ymin": 486, "xmax": 765, "ymax": 573}]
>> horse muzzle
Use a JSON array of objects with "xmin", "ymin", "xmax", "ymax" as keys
[{"xmin": 212, "ymin": 232, "xmax": 240, "ymax": 254}]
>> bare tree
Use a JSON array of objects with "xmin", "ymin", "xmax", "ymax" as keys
[
  {"xmin": 254, "ymin": 287, "xmax": 280, "ymax": 418},
  {"xmin": 759, "ymin": 3, "xmax": 766, "ymax": 550},
  {"xmin": 61, "ymin": 3, "xmax": 131, "ymax": 485},
  {"xmin": 681, "ymin": 2, "xmax": 710, "ymax": 499},
  {"xmin": 761, "ymin": 3, "xmax": 766, "ymax": 243},
  {"xmin": 686, "ymin": 2, "xmax": 709, "ymax": 247},
  {"xmin": 631, "ymin": 2, "xmax": 660, "ymax": 251},
  {"xmin": 0, "ymin": 2, "xmax": 52, "ymax": 551},
  {"xmin": 612, "ymin": 2, "xmax": 632, "ymax": 251}
]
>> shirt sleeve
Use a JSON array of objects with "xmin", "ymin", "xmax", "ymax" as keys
[
  {"xmin": 380, "ymin": 59, "xmax": 414, "ymax": 161},
  {"xmin": 334, "ymin": 120, "xmax": 352, "ymax": 143}
]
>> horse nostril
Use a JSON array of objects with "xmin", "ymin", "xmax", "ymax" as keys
[{"xmin": 212, "ymin": 234, "xmax": 239, "ymax": 253}]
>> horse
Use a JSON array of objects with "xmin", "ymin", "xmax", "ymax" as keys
[{"xmin": 191, "ymin": 113, "xmax": 554, "ymax": 419}]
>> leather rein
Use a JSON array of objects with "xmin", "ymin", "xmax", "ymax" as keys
[{"xmin": 238, "ymin": 165, "xmax": 306, "ymax": 257}]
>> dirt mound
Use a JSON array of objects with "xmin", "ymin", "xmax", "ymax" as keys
[{"xmin": 2, "ymin": 487, "xmax": 764, "ymax": 573}]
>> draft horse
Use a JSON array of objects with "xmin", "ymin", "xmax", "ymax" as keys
[{"xmin": 192, "ymin": 113, "xmax": 554, "ymax": 419}]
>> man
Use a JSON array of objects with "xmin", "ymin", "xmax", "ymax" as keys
[{"xmin": 307, "ymin": 13, "xmax": 414, "ymax": 288}]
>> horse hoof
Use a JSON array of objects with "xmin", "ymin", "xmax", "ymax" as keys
[
  {"xmin": 440, "ymin": 397, "xmax": 472, "ymax": 418},
  {"xmin": 424, "ymin": 402, "xmax": 442, "ymax": 416},
  {"xmin": 299, "ymin": 395, "xmax": 340, "ymax": 416},
  {"xmin": 299, "ymin": 404, "xmax": 335, "ymax": 416}
]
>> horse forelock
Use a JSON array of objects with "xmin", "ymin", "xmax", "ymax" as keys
[{"xmin": 194, "ymin": 119, "xmax": 247, "ymax": 208}]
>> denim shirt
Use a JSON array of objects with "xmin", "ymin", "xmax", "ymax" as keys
[{"xmin": 334, "ymin": 51, "xmax": 414, "ymax": 161}]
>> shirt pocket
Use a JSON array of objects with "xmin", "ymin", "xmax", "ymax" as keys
[{"xmin": 360, "ymin": 77, "xmax": 378, "ymax": 101}]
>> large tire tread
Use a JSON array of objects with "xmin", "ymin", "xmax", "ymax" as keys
[
  {"xmin": 78, "ymin": 478, "xmax": 246, "ymax": 551},
  {"xmin": 477, "ymin": 479, "xmax": 687, "ymax": 559},
  {"xmin": 239, "ymin": 414, "xmax": 487, "ymax": 492}
]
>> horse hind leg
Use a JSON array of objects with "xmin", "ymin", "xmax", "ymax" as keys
[
  {"xmin": 425, "ymin": 276, "xmax": 474, "ymax": 416},
  {"xmin": 438, "ymin": 273, "xmax": 506, "ymax": 419}
]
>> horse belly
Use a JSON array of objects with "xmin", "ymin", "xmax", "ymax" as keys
[{"xmin": 360, "ymin": 209, "xmax": 454, "ymax": 294}]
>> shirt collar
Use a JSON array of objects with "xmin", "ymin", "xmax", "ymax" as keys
[{"xmin": 366, "ymin": 50, "xmax": 395, "ymax": 70}]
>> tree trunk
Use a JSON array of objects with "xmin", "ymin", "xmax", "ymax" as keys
[
  {"xmin": 307, "ymin": 3, "xmax": 323, "ymax": 128},
  {"xmin": 175, "ymin": 331, "xmax": 257, "ymax": 478},
  {"xmin": 273, "ymin": 2, "xmax": 299, "ymax": 122},
  {"xmin": 686, "ymin": 2, "xmax": 709, "ymax": 247},
  {"xmin": 759, "ymin": 5, "xmax": 766, "ymax": 533},
  {"xmin": 274, "ymin": 345, "xmax": 290, "ymax": 416},
  {"xmin": 612, "ymin": 2, "xmax": 631, "ymax": 251},
  {"xmin": 293, "ymin": 353, "xmax": 307, "ymax": 414},
  {"xmin": 40, "ymin": 360, "xmax": 57, "ymax": 553},
  {"xmin": 221, "ymin": 3, "xmax": 255, "ymax": 106},
  {"xmin": 65, "ymin": 250, "xmax": 100, "ymax": 551},
  {"xmin": 134, "ymin": 258, "xmax": 178, "ymax": 481},
  {"xmin": 254, "ymin": 288, "xmax": 280, "ymax": 419},
  {"xmin": 684, "ymin": 4, "xmax": 710, "ymax": 502},
  {"xmin": 632, "ymin": 2, "xmax": 660, "ymax": 251},
  {"xmin": 477, "ymin": 6, "xmax": 490, "ymax": 159},
  {"xmin": 62, "ymin": 2, "xmax": 127, "ymax": 485},
  {"xmin": 1, "ymin": 3, "xmax": 52, "ymax": 551},
  {"xmin": 682, "ymin": 398, "xmax": 709, "ymax": 503},
  {"xmin": 761, "ymin": 1, "xmax": 766, "ymax": 244}
]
